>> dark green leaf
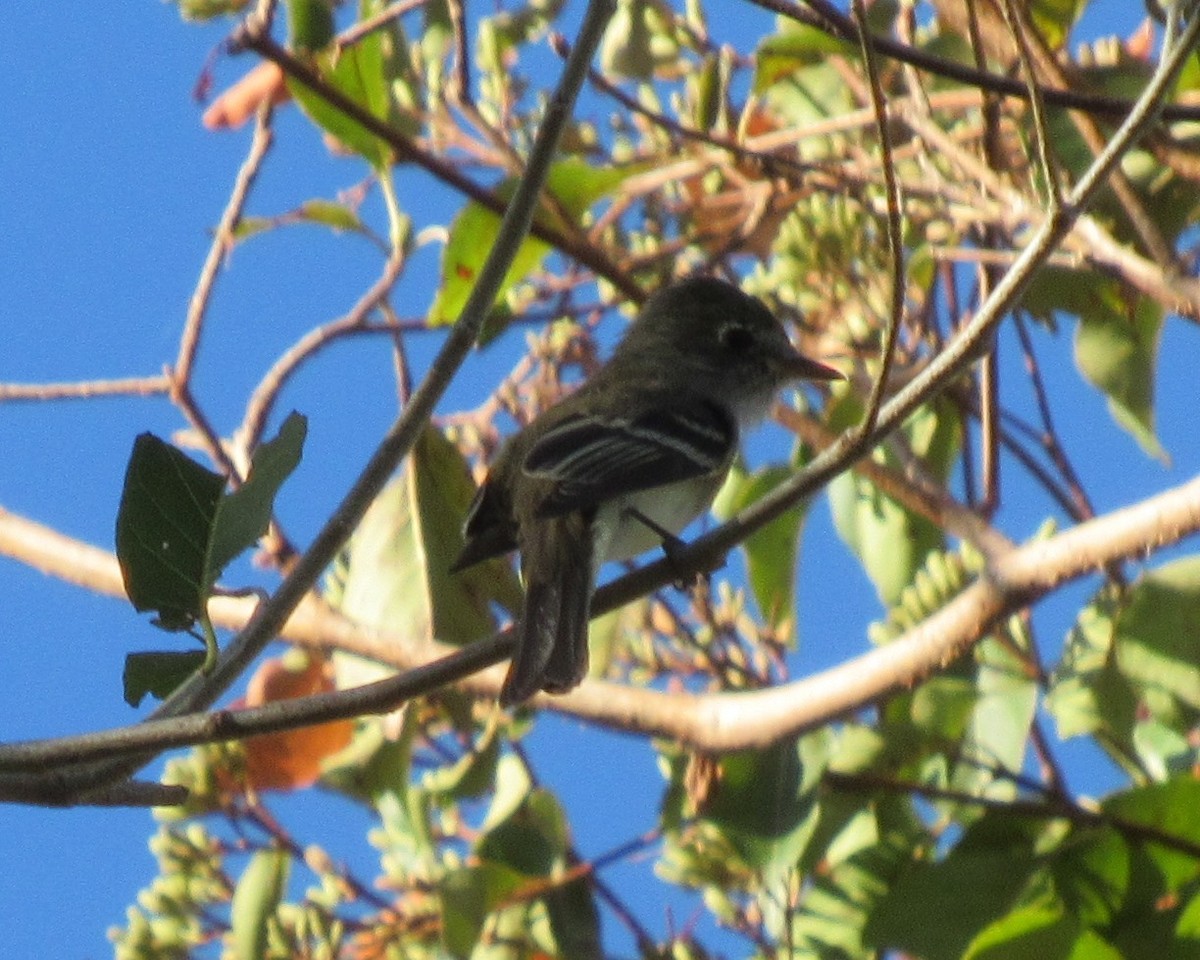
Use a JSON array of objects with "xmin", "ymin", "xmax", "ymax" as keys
[
  {"xmin": 115, "ymin": 433, "xmax": 225, "ymax": 631},
  {"xmin": 440, "ymin": 867, "xmax": 489, "ymax": 959},
  {"xmin": 867, "ymin": 815, "xmax": 1041, "ymax": 960},
  {"xmin": 1104, "ymin": 780, "xmax": 1200, "ymax": 894},
  {"xmin": 544, "ymin": 861, "xmax": 602, "ymax": 960},
  {"xmin": 701, "ymin": 731, "xmax": 827, "ymax": 872},
  {"xmin": 123, "ymin": 650, "xmax": 207, "ymax": 707},
  {"xmin": 285, "ymin": 0, "xmax": 334, "ymax": 52},
  {"xmin": 230, "ymin": 847, "xmax": 290, "ymax": 960},
  {"xmin": 1050, "ymin": 827, "xmax": 1131, "ymax": 928},
  {"xmin": 209, "ymin": 412, "xmax": 306, "ymax": 581},
  {"xmin": 477, "ymin": 790, "xmax": 563, "ymax": 877}
]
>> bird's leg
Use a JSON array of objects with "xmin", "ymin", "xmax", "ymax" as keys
[{"xmin": 626, "ymin": 508, "xmax": 718, "ymax": 591}]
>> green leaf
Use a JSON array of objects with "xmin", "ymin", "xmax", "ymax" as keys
[
  {"xmin": 429, "ymin": 199, "xmax": 551, "ymax": 329},
  {"xmin": 116, "ymin": 416, "xmax": 305, "ymax": 637},
  {"xmin": 1050, "ymin": 827, "xmax": 1130, "ymax": 927},
  {"xmin": 115, "ymin": 433, "xmax": 226, "ymax": 632},
  {"xmin": 173, "ymin": 0, "xmax": 252, "ymax": 22},
  {"xmin": 949, "ymin": 630, "xmax": 1039, "ymax": 799},
  {"xmin": 284, "ymin": 0, "xmax": 335, "ymax": 52},
  {"xmin": 1075, "ymin": 294, "xmax": 1165, "ymax": 462},
  {"xmin": 429, "ymin": 159, "xmax": 633, "ymax": 329},
  {"xmin": 829, "ymin": 397, "xmax": 958, "ymax": 605},
  {"xmin": 421, "ymin": 724, "xmax": 501, "ymax": 800},
  {"xmin": 712, "ymin": 460, "xmax": 811, "ymax": 634},
  {"xmin": 787, "ymin": 807, "xmax": 917, "ymax": 957},
  {"xmin": 754, "ymin": 22, "xmax": 854, "ymax": 91},
  {"xmin": 701, "ymin": 731, "xmax": 827, "ymax": 872},
  {"xmin": 440, "ymin": 867, "xmax": 490, "ymax": 959},
  {"xmin": 209, "ymin": 412, "xmax": 306, "ymax": 580},
  {"xmin": 1104, "ymin": 780, "xmax": 1200, "ymax": 894},
  {"xmin": 1045, "ymin": 583, "xmax": 1141, "ymax": 772},
  {"xmin": 1113, "ymin": 557, "xmax": 1200, "ymax": 712},
  {"xmin": 544, "ymin": 862, "xmax": 602, "ymax": 960},
  {"xmin": 230, "ymin": 847, "xmax": 290, "ymax": 960},
  {"xmin": 295, "ymin": 198, "xmax": 365, "ymax": 232},
  {"xmin": 327, "ymin": 425, "xmax": 517, "ymax": 699},
  {"xmin": 480, "ymin": 754, "xmax": 534, "ymax": 834},
  {"xmin": 477, "ymin": 789, "xmax": 565, "ymax": 876},
  {"xmin": 122, "ymin": 650, "xmax": 207, "ymax": 707},
  {"xmin": 866, "ymin": 815, "xmax": 1041, "ymax": 960},
  {"xmin": 963, "ymin": 900, "xmax": 1116, "ymax": 960},
  {"xmin": 1027, "ymin": 267, "xmax": 1165, "ymax": 461},
  {"xmin": 599, "ymin": 0, "xmax": 681, "ymax": 80},
  {"xmin": 288, "ymin": 25, "xmax": 397, "ymax": 169}
]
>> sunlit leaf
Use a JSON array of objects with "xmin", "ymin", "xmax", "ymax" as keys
[
  {"xmin": 1075, "ymin": 295, "xmax": 1165, "ymax": 462},
  {"xmin": 327, "ymin": 426, "xmax": 517, "ymax": 701},
  {"xmin": 230, "ymin": 847, "xmax": 290, "ymax": 960},
  {"xmin": 712, "ymin": 460, "xmax": 811, "ymax": 635},
  {"xmin": 429, "ymin": 159, "xmax": 634, "ymax": 329},
  {"xmin": 962, "ymin": 900, "xmax": 1096, "ymax": 960},
  {"xmin": 599, "ymin": 0, "xmax": 681, "ymax": 80},
  {"xmin": 288, "ymin": 23, "xmax": 398, "ymax": 169},
  {"xmin": 829, "ymin": 397, "xmax": 958, "ymax": 606},
  {"xmin": 1112, "ymin": 556, "xmax": 1200, "ymax": 711},
  {"xmin": 209, "ymin": 411, "xmax": 306, "ymax": 579}
]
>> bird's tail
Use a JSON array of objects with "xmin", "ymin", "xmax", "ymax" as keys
[{"xmin": 499, "ymin": 514, "xmax": 593, "ymax": 706}]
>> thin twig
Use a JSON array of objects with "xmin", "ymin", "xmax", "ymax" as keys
[
  {"xmin": 175, "ymin": 102, "xmax": 274, "ymax": 388},
  {"xmin": 825, "ymin": 769, "xmax": 1200, "ymax": 862},
  {"xmin": 0, "ymin": 375, "xmax": 170, "ymax": 403},
  {"xmin": 236, "ymin": 249, "xmax": 408, "ymax": 456},
  {"xmin": 336, "ymin": 0, "xmax": 428, "ymax": 51},
  {"xmin": 851, "ymin": 0, "xmax": 904, "ymax": 436},
  {"xmin": 169, "ymin": 101, "xmax": 277, "ymax": 482}
]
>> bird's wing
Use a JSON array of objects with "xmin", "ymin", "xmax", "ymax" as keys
[
  {"xmin": 451, "ymin": 479, "xmax": 517, "ymax": 572},
  {"xmin": 524, "ymin": 398, "xmax": 736, "ymax": 518}
]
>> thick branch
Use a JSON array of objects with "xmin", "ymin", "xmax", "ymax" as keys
[{"xmin": 1, "ymin": 471, "xmax": 1197, "ymax": 785}]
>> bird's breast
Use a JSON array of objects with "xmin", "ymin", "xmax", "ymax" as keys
[{"xmin": 593, "ymin": 473, "xmax": 725, "ymax": 564}]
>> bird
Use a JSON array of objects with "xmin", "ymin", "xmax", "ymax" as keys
[{"xmin": 451, "ymin": 276, "xmax": 842, "ymax": 705}]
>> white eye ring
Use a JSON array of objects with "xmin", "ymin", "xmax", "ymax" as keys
[{"xmin": 719, "ymin": 323, "xmax": 755, "ymax": 352}]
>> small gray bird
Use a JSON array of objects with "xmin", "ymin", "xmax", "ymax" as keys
[{"xmin": 452, "ymin": 277, "xmax": 842, "ymax": 705}]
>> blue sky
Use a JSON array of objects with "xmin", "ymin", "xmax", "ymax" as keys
[{"xmin": 2, "ymin": 1, "xmax": 1194, "ymax": 957}]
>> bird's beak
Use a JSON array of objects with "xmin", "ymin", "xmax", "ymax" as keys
[{"xmin": 780, "ymin": 348, "xmax": 844, "ymax": 382}]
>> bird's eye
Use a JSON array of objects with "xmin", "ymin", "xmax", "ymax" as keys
[{"xmin": 719, "ymin": 324, "xmax": 754, "ymax": 353}]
